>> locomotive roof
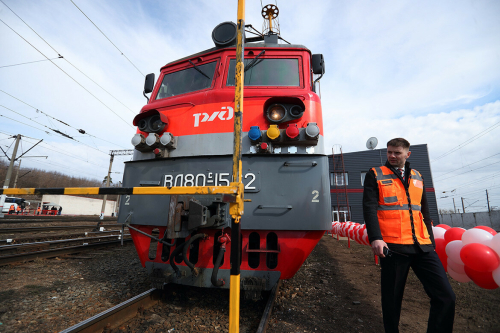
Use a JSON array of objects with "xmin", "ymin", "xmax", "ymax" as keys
[{"xmin": 161, "ymin": 43, "xmax": 310, "ymax": 70}]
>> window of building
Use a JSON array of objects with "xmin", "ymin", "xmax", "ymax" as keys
[
  {"xmin": 332, "ymin": 206, "xmax": 352, "ymax": 222},
  {"xmin": 330, "ymin": 172, "xmax": 348, "ymax": 186},
  {"xmin": 361, "ymin": 172, "xmax": 367, "ymax": 186}
]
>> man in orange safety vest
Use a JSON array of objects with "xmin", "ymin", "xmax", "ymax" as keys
[{"xmin": 363, "ymin": 138, "xmax": 455, "ymax": 333}]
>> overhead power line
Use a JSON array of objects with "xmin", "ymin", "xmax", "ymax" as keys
[
  {"xmin": 0, "ymin": 18, "xmax": 133, "ymax": 129},
  {"xmin": 0, "ymin": 0, "xmax": 136, "ymax": 115},
  {"xmin": 435, "ymin": 151, "xmax": 500, "ymax": 180},
  {"xmin": 0, "ymin": 56, "xmax": 63, "ymax": 69},
  {"xmin": 432, "ymin": 119, "xmax": 500, "ymax": 162},
  {"xmin": 0, "ymin": 90, "xmax": 129, "ymax": 149},
  {"xmin": 434, "ymin": 160, "xmax": 500, "ymax": 182},
  {"xmin": 22, "ymin": 137, "xmax": 108, "ymax": 169},
  {"xmin": 0, "ymin": 131, "xmax": 109, "ymax": 170},
  {"xmin": 69, "ymin": 0, "xmax": 145, "ymax": 77},
  {"xmin": 0, "ymin": 105, "xmax": 108, "ymax": 154},
  {"xmin": 0, "ymin": 0, "xmax": 137, "ymax": 115}
]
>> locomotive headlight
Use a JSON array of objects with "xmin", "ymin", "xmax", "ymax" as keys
[
  {"xmin": 266, "ymin": 104, "xmax": 286, "ymax": 123},
  {"xmin": 289, "ymin": 105, "xmax": 304, "ymax": 118},
  {"xmin": 138, "ymin": 119, "xmax": 148, "ymax": 132},
  {"xmin": 149, "ymin": 115, "xmax": 165, "ymax": 133}
]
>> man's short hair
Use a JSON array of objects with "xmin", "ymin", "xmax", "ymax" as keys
[{"xmin": 387, "ymin": 138, "xmax": 410, "ymax": 149}]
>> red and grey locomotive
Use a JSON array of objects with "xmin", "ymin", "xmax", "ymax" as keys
[{"xmin": 119, "ymin": 12, "xmax": 330, "ymax": 295}]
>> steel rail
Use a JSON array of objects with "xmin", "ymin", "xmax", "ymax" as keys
[
  {"xmin": 1, "ymin": 216, "xmax": 117, "ymax": 221},
  {"xmin": 0, "ymin": 225, "xmax": 117, "ymax": 234},
  {"xmin": 0, "ymin": 230, "xmax": 124, "ymax": 244},
  {"xmin": 59, "ymin": 288, "xmax": 160, "ymax": 333},
  {"xmin": 0, "ymin": 234, "xmax": 130, "ymax": 252},
  {"xmin": 0, "ymin": 219, "xmax": 117, "ymax": 224},
  {"xmin": 0, "ymin": 239, "xmax": 132, "ymax": 265},
  {"xmin": 256, "ymin": 280, "xmax": 281, "ymax": 333}
]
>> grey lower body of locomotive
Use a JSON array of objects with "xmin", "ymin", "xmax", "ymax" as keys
[
  {"xmin": 117, "ymin": 154, "xmax": 331, "ymax": 231},
  {"xmin": 117, "ymin": 154, "xmax": 331, "ymax": 290}
]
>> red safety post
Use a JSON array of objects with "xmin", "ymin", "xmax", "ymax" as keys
[
  {"xmin": 374, "ymin": 255, "xmax": 379, "ymax": 265},
  {"xmin": 347, "ymin": 237, "xmax": 351, "ymax": 248}
]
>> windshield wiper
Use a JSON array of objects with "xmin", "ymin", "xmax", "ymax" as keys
[
  {"xmin": 188, "ymin": 60, "xmax": 211, "ymax": 79},
  {"xmin": 244, "ymin": 50, "xmax": 266, "ymax": 72}
]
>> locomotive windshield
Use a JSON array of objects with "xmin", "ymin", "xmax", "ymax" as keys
[
  {"xmin": 156, "ymin": 61, "xmax": 218, "ymax": 99},
  {"xmin": 226, "ymin": 58, "xmax": 300, "ymax": 87}
]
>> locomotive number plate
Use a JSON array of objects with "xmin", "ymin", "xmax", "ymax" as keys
[{"xmin": 163, "ymin": 172, "xmax": 260, "ymax": 193}]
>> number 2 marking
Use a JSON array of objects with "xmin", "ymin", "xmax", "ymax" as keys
[
  {"xmin": 312, "ymin": 190, "xmax": 319, "ymax": 202},
  {"xmin": 125, "ymin": 195, "xmax": 131, "ymax": 205},
  {"xmin": 244, "ymin": 173, "xmax": 256, "ymax": 190}
]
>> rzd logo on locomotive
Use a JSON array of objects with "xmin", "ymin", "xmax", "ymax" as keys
[{"xmin": 193, "ymin": 106, "xmax": 233, "ymax": 127}]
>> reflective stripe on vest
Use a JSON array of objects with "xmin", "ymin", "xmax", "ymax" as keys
[
  {"xmin": 372, "ymin": 166, "xmax": 431, "ymax": 245},
  {"xmin": 377, "ymin": 204, "xmax": 422, "ymax": 211}
]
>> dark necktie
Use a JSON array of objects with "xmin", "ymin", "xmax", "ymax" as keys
[{"xmin": 399, "ymin": 168, "xmax": 405, "ymax": 180}]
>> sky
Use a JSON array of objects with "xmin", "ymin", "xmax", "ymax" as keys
[{"xmin": 0, "ymin": 0, "xmax": 499, "ymax": 214}]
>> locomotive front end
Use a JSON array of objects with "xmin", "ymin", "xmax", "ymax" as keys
[{"xmin": 118, "ymin": 19, "xmax": 330, "ymax": 295}]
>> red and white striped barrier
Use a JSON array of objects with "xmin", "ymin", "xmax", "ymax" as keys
[{"xmin": 331, "ymin": 221, "xmax": 370, "ymax": 246}]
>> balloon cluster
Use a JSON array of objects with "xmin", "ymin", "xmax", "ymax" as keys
[
  {"xmin": 331, "ymin": 221, "xmax": 370, "ymax": 246},
  {"xmin": 433, "ymin": 224, "xmax": 500, "ymax": 290}
]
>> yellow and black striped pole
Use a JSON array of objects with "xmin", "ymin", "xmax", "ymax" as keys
[
  {"xmin": 0, "ymin": 186, "xmax": 239, "ymax": 197},
  {"xmin": 229, "ymin": 0, "xmax": 245, "ymax": 332}
]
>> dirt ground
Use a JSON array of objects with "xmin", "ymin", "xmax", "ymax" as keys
[
  {"xmin": 1, "ymin": 234, "xmax": 499, "ymax": 332},
  {"xmin": 269, "ymin": 234, "xmax": 500, "ymax": 333}
]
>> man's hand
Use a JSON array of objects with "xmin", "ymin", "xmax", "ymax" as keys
[{"xmin": 371, "ymin": 239, "xmax": 388, "ymax": 257}]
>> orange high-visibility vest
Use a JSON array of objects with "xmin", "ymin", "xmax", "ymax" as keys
[
  {"xmin": 16, "ymin": 206, "xmax": 21, "ymax": 211},
  {"xmin": 37, "ymin": 207, "xmax": 41, "ymax": 212},
  {"xmin": 372, "ymin": 166, "xmax": 432, "ymax": 245},
  {"xmin": 10, "ymin": 205, "xmax": 14, "ymax": 211}
]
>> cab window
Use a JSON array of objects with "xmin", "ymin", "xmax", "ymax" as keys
[
  {"xmin": 226, "ymin": 58, "xmax": 300, "ymax": 87},
  {"xmin": 156, "ymin": 61, "xmax": 218, "ymax": 99}
]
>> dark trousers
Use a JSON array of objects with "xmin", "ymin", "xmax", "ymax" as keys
[{"xmin": 380, "ymin": 251, "xmax": 455, "ymax": 333}]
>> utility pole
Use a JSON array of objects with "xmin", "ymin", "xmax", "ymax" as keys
[
  {"xmin": 13, "ymin": 159, "xmax": 22, "ymax": 188},
  {"xmin": 486, "ymin": 190, "xmax": 491, "ymax": 213},
  {"xmin": 452, "ymin": 198, "xmax": 457, "ymax": 213},
  {"xmin": 95, "ymin": 149, "xmax": 133, "ymax": 230},
  {"xmin": 461, "ymin": 197, "xmax": 465, "ymax": 213},
  {"xmin": 100, "ymin": 153, "xmax": 115, "ymax": 220},
  {"xmin": 0, "ymin": 134, "xmax": 21, "ymax": 217}
]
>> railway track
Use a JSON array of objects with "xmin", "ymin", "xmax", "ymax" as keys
[
  {"xmin": 0, "ymin": 234, "xmax": 132, "ymax": 265},
  {"xmin": 0, "ymin": 216, "xmax": 117, "ymax": 223},
  {"xmin": 60, "ymin": 282, "xmax": 281, "ymax": 333},
  {"xmin": 0, "ymin": 229, "xmax": 124, "ymax": 244},
  {"xmin": 0, "ymin": 225, "xmax": 117, "ymax": 234}
]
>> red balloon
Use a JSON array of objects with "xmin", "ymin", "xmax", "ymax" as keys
[
  {"xmin": 435, "ymin": 238, "xmax": 447, "ymax": 271},
  {"xmin": 436, "ymin": 224, "xmax": 451, "ymax": 230},
  {"xmin": 460, "ymin": 243, "xmax": 500, "ymax": 272},
  {"xmin": 464, "ymin": 266, "xmax": 499, "ymax": 290},
  {"xmin": 474, "ymin": 226, "xmax": 497, "ymax": 236},
  {"xmin": 444, "ymin": 228, "xmax": 466, "ymax": 244}
]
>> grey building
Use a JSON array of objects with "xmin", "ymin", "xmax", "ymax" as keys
[{"xmin": 328, "ymin": 144, "xmax": 439, "ymax": 224}]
